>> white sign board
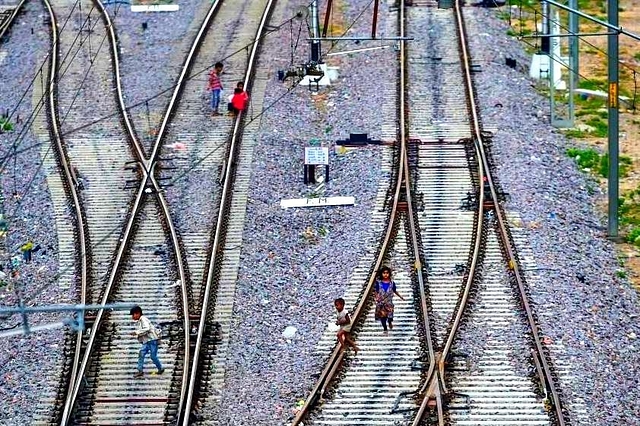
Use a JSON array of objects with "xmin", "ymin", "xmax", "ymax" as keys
[
  {"xmin": 131, "ymin": 4, "xmax": 180, "ymax": 12},
  {"xmin": 304, "ymin": 147, "xmax": 329, "ymax": 165},
  {"xmin": 281, "ymin": 196, "xmax": 355, "ymax": 209}
]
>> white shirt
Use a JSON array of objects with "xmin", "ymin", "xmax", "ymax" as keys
[
  {"xmin": 337, "ymin": 308, "xmax": 352, "ymax": 332},
  {"xmin": 134, "ymin": 315, "xmax": 160, "ymax": 343}
]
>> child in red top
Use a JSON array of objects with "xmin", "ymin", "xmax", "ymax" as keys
[{"xmin": 229, "ymin": 82, "xmax": 249, "ymax": 115}]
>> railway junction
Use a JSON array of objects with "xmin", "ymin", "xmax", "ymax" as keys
[{"xmin": 0, "ymin": 0, "xmax": 640, "ymax": 425}]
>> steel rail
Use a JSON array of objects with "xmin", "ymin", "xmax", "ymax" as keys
[
  {"xmin": 408, "ymin": 0, "xmax": 485, "ymax": 421},
  {"xmin": 141, "ymin": 0, "xmax": 229, "ymax": 420},
  {"xmin": 453, "ymin": 0, "xmax": 567, "ymax": 419},
  {"xmin": 181, "ymin": 1, "xmax": 276, "ymax": 422},
  {"xmin": 97, "ymin": 0, "xmax": 193, "ymax": 416},
  {"xmin": 400, "ymin": 0, "xmax": 445, "ymax": 421},
  {"xmin": 0, "ymin": 0, "xmax": 27, "ymax": 40},
  {"xmin": 148, "ymin": 0, "xmax": 222, "ymax": 166},
  {"xmin": 412, "ymin": 0, "xmax": 567, "ymax": 423},
  {"xmin": 290, "ymin": 2, "xmax": 408, "ymax": 423},
  {"xmin": 42, "ymin": 0, "xmax": 91, "ymax": 400},
  {"xmin": 59, "ymin": 0, "xmax": 191, "ymax": 421}
]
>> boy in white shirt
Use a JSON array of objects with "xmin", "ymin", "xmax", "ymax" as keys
[
  {"xmin": 334, "ymin": 298, "xmax": 359, "ymax": 355},
  {"xmin": 130, "ymin": 305, "xmax": 165, "ymax": 377}
]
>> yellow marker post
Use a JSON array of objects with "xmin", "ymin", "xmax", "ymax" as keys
[{"xmin": 609, "ymin": 82, "xmax": 618, "ymax": 109}]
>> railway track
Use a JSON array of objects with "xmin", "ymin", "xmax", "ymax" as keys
[
  {"xmin": 153, "ymin": 0, "xmax": 276, "ymax": 422},
  {"xmin": 41, "ymin": 0, "xmax": 189, "ymax": 423},
  {"xmin": 26, "ymin": 0, "xmax": 277, "ymax": 423},
  {"xmin": 0, "ymin": 0, "xmax": 26, "ymax": 41},
  {"xmin": 292, "ymin": 0, "xmax": 569, "ymax": 425}
]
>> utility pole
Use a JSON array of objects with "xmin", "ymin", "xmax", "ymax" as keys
[
  {"xmin": 310, "ymin": 0, "xmax": 321, "ymax": 63},
  {"xmin": 568, "ymin": 0, "xmax": 578, "ymax": 125},
  {"xmin": 540, "ymin": 0, "xmax": 640, "ymax": 238},
  {"xmin": 541, "ymin": 0, "xmax": 550, "ymax": 54},
  {"xmin": 607, "ymin": 0, "xmax": 619, "ymax": 238},
  {"xmin": 569, "ymin": 0, "xmax": 579, "ymax": 86}
]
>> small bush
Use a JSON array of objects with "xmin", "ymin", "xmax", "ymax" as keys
[
  {"xmin": 599, "ymin": 153, "xmax": 632, "ymax": 178},
  {"xmin": 627, "ymin": 227, "xmax": 640, "ymax": 245},
  {"xmin": 0, "ymin": 117, "xmax": 13, "ymax": 132},
  {"xmin": 566, "ymin": 147, "xmax": 600, "ymax": 170}
]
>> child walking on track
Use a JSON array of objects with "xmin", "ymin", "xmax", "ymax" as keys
[
  {"xmin": 374, "ymin": 266, "xmax": 405, "ymax": 333},
  {"xmin": 130, "ymin": 306, "xmax": 165, "ymax": 378},
  {"xmin": 334, "ymin": 298, "xmax": 359, "ymax": 355}
]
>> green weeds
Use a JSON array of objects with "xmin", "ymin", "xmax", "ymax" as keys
[{"xmin": 566, "ymin": 147, "xmax": 632, "ymax": 178}]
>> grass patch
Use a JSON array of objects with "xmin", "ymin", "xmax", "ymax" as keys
[
  {"xmin": 566, "ymin": 147, "xmax": 632, "ymax": 178},
  {"xmin": 563, "ymin": 129, "xmax": 588, "ymax": 139},
  {"xmin": 627, "ymin": 225, "xmax": 640, "ymax": 246},
  {"xmin": 575, "ymin": 94, "xmax": 606, "ymax": 110},
  {"xmin": 585, "ymin": 117, "xmax": 608, "ymax": 137}
]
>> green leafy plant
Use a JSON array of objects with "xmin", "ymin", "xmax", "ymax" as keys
[
  {"xmin": 578, "ymin": 79, "xmax": 607, "ymax": 92},
  {"xmin": 566, "ymin": 147, "xmax": 600, "ymax": 170},
  {"xmin": 0, "ymin": 117, "xmax": 13, "ymax": 132},
  {"xmin": 599, "ymin": 153, "xmax": 632, "ymax": 178}
]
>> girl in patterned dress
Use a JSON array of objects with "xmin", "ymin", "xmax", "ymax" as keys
[{"xmin": 374, "ymin": 266, "xmax": 405, "ymax": 332}]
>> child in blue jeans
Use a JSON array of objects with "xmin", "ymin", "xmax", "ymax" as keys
[{"xmin": 130, "ymin": 306, "xmax": 165, "ymax": 377}]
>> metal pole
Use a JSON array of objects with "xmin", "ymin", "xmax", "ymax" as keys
[
  {"xmin": 310, "ymin": 0, "xmax": 321, "ymax": 62},
  {"xmin": 543, "ymin": 0, "xmax": 640, "ymax": 41},
  {"xmin": 541, "ymin": 0, "xmax": 550, "ymax": 53},
  {"xmin": 321, "ymin": 0, "xmax": 332, "ymax": 38},
  {"xmin": 569, "ymin": 0, "xmax": 579, "ymax": 84},
  {"xmin": 607, "ymin": 0, "xmax": 619, "ymax": 238},
  {"xmin": 372, "ymin": 0, "xmax": 380, "ymax": 39},
  {"xmin": 568, "ymin": 0, "xmax": 578, "ymax": 125},
  {"xmin": 549, "ymin": 4, "xmax": 556, "ymax": 123}
]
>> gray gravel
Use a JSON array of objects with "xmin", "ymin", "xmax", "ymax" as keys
[
  {"xmin": 210, "ymin": 1, "xmax": 395, "ymax": 425},
  {"xmin": 466, "ymin": 6, "xmax": 640, "ymax": 424},
  {"xmin": 0, "ymin": 2, "xmax": 70, "ymax": 424},
  {"xmin": 2, "ymin": 1, "xmax": 639, "ymax": 425},
  {"xmin": 105, "ymin": 0, "xmax": 206, "ymax": 152}
]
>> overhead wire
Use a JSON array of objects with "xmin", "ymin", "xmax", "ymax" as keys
[
  {"xmin": 5, "ymin": 4, "xmax": 116, "ymax": 226},
  {"xmin": 0, "ymin": 1, "xmax": 102, "ymax": 178},
  {"xmin": 505, "ymin": 0, "xmax": 639, "ymax": 107},
  {"xmin": 0, "ymin": 1, "xmax": 121, "ymax": 326},
  {"xmin": 2, "ymin": 0, "xmax": 388, "ymax": 331},
  {"xmin": 0, "ymin": 2, "xmax": 316, "ymax": 323},
  {"xmin": 0, "ymin": 2, "xmax": 312, "ymax": 170}
]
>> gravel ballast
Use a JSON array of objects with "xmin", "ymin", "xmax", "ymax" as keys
[
  {"xmin": 0, "ymin": 2, "xmax": 70, "ymax": 423},
  {"xmin": 1, "ymin": 1, "xmax": 639, "ymax": 425},
  {"xmin": 209, "ymin": 1, "xmax": 396, "ymax": 424},
  {"xmin": 466, "ymin": 6, "xmax": 640, "ymax": 424}
]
